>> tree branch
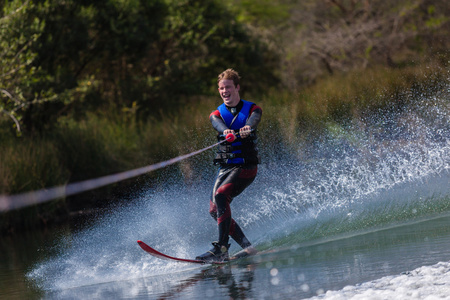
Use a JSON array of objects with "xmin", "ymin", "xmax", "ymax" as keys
[{"xmin": 0, "ymin": 109, "xmax": 21, "ymax": 133}]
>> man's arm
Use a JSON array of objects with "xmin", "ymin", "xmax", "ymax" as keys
[
  {"xmin": 240, "ymin": 105, "xmax": 262, "ymax": 138},
  {"xmin": 210, "ymin": 110, "xmax": 228, "ymax": 134},
  {"xmin": 246, "ymin": 105, "xmax": 262, "ymax": 129}
]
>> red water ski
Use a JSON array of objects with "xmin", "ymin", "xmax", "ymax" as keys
[{"xmin": 137, "ymin": 240, "xmax": 227, "ymax": 265}]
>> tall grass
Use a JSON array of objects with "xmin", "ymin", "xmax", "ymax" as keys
[
  {"xmin": 1, "ymin": 60, "xmax": 447, "ymax": 232},
  {"xmin": 260, "ymin": 62, "xmax": 448, "ymax": 143},
  {"xmin": 0, "ymin": 138, "xmax": 68, "ymax": 194},
  {"xmin": 0, "ymin": 137, "xmax": 69, "ymax": 232}
]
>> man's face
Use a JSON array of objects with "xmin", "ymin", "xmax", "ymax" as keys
[{"xmin": 218, "ymin": 79, "xmax": 240, "ymax": 107}]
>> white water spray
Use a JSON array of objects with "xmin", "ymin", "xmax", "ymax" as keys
[{"xmin": 28, "ymin": 84, "xmax": 449, "ymax": 292}]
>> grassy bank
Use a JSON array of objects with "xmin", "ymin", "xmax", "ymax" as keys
[
  {"xmin": 259, "ymin": 61, "xmax": 448, "ymax": 151},
  {"xmin": 0, "ymin": 60, "xmax": 448, "ymax": 233}
]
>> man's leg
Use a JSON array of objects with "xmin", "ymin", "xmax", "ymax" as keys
[
  {"xmin": 213, "ymin": 165, "xmax": 257, "ymax": 247},
  {"xmin": 210, "ymin": 202, "xmax": 249, "ymax": 248},
  {"xmin": 196, "ymin": 166, "xmax": 257, "ymax": 261}
]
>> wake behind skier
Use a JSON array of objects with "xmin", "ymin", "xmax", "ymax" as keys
[{"xmin": 196, "ymin": 68, "xmax": 262, "ymax": 262}]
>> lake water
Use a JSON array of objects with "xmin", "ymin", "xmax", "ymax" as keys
[
  {"xmin": 2, "ymin": 206, "xmax": 450, "ymax": 299},
  {"xmin": 1, "ymin": 83, "xmax": 449, "ymax": 299}
]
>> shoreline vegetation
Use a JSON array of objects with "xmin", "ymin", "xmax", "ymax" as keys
[
  {"xmin": 1, "ymin": 61, "xmax": 447, "ymax": 234},
  {"xmin": 1, "ymin": 0, "xmax": 448, "ymax": 233}
]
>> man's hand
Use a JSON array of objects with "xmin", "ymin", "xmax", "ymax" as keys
[
  {"xmin": 239, "ymin": 126, "xmax": 252, "ymax": 138},
  {"xmin": 223, "ymin": 129, "xmax": 235, "ymax": 136}
]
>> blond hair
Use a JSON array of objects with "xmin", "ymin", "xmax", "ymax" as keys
[{"xmin": 217, "ymin": 68, "xmax": 240, "ymax": 87}]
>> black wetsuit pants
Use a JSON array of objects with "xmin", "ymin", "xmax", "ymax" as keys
[{"xmin": 209, "ymin": 164, "xmax": 257, "ymax": 249}]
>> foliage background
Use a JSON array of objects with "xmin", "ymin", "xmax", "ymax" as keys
[{"xmin": 0, "ymin": 0, "xmax": 448, "ymax": 232}]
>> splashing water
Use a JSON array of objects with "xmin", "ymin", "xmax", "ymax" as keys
[
  {"xmin": 249, "ymin": 86, "xmax": 449, "ymax": 245},
  {"xmin": 28, "ymin": 84, "xmax": 449, "ymax": 292}
]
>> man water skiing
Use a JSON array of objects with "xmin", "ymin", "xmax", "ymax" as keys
[{"xmin": 196, "ymin": 69, "xmax": 262, "ymax": 262}]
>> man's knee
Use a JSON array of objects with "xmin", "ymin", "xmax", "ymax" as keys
[
  {"xmin": 214, "ymin": 193, "xmax": 229, "ymax": 212},
  {"xmin": 209, "ymin": 200, "xmax": 217, "ymax": 219}
]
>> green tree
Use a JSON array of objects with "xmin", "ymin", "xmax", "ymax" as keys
[
  {"xmin": 1, "ymin": 0, "xmax": 278, "ymax": 134},
  {"xmin": 0, "ymin": 0, "xmax": 48, "ymax": 135}
]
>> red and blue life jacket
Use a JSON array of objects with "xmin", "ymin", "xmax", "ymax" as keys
[{"xmin": 214, "ymin": 100, "xmax": 260, "ymax": 165}]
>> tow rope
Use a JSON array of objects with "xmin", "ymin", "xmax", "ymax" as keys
[{"xmin": 0, "ymin": 133, "xmax": 237, "ymax": 212}]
